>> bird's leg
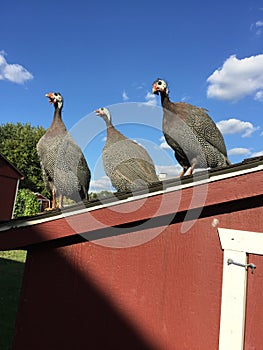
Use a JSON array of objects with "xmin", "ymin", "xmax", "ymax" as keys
[
  {"xmin": 188, "ymin": 167, "xmax": 194, "ymax": 176},
  {"xmin": 58, "ymin": 194, "xmax": 63, "ymax": 209},
  {"xmin": 179, "ymin": 160, "xmax": 197, "ymax": 177},
  {"xmin": 179, "ymin": 167, "xmax": 189, "ymax": 178},
  {"xmin": 52, "ymin": 188, "xmax": 56, "ymax": 209},
  {"xmin": 188, "ymin": 159, "xmax": 197, "ymax": 176}
]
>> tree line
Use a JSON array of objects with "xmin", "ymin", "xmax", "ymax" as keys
[
  {"xmin": 0, "ymin": 123, "xmax": 48, "ymax": 217},
  {"xmin": 0, "ymin": 122, "xmax": 112, "ymax": 217},
  {"xmin": 0, "ymin": 123, "xmax": 47, "ymax": 193}
]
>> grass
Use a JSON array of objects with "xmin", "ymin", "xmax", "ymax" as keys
[{"xmin": 0, "ymin": 250, "xmax": 27, "ymax": 350}]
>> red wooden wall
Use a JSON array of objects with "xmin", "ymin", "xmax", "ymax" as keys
[
  {"xmin": 12, "ymin": 206, "xmax": 263, "ymax": 349},
  {"xmin": 0, "ymin": 165, "xmax": 262, "ymax": 349},
  {"xmin": 245, "ymin": 253, "xmax": 263, "ymax": 348},
  {"xmin": 0, "ymin": 155, "xmax": 23, "ymax": 221}
]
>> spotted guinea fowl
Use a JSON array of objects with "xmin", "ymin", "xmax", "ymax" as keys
[
  {"xmin": 95, "ymin": 107, "xmax": 159, "ymax": 192},
  {"xmin": 152, "ymin": 78, "xmax": 231, "ymax": 176},
  {"xmin": 37, "ymin": 92, "xmax": 91, "ymax": 208}
]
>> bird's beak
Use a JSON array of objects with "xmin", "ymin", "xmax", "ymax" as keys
[
  {"xmin": 45, "ymin": 92, "xmax": 55, "ymax": 104},
  {"xmin": 95, "ymin": 109, "xmax": 101, "ymax": 116},
  {"xmin": 152, "ymin": 84, "xmax": 159, "ymax": 95}
]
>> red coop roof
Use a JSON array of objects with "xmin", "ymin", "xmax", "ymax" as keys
[{"xmin": 0, "ymin": 153, "xmax": 24, "ymax": 180}]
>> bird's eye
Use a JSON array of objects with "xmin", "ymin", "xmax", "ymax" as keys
[
  {"xmin": 158, "ymin": 81, "xmax": 162, "ymax": 85},
  {"xmin": 54, "ymin": 93, "xmax": 58, "ymax": 96},
  {"xmin": 101, "ymin": 108, "xmax": 104, "ymax": 111}
]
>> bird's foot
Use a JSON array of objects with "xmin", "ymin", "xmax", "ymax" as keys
[{"xmin": 44, "ymin": 207, "xmax": 58, "ymax": 211}]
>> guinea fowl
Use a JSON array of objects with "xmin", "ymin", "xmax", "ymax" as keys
[
  {"xmin": 152, "ymin": 78, "xmax": 231, "ymax": 176},
  {"xmin": 37, "ymin": 92, "xmax": 91, "ymax": 208},
  {"xmin": 95, "ymin": 107, "xmax": 159, "ymax": 192}
]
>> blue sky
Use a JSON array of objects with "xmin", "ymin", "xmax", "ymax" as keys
[{"xmin": 1, "ymin": 0, "xmax": 263, "ymax": 191}]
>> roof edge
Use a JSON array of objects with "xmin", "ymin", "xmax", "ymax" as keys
[
  {"xmin": 0, "ymin": 156, "xmax": 262, "ymax": 232},
  {"xmin": 0, "ymin": 153, "xmax": 24, "ymax": 179}
]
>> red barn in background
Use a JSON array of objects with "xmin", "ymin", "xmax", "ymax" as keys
[
  {"xmin": 0, "ymin": 156, "xmax": 262, "ymax": 349},
  {"xmin": 34, "ymin": 192, "xmax": 50, "ymax": 211},
  {"xmin": 0, "ymin": 154, "xmax": 24, "ymax": 221}
]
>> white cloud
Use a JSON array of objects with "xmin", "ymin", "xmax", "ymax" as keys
[
  {"xmin": 216, "ymin": 118, "xmax": 259, "ymax": 137},
  {"xmin": 228, "ymin": 148, "xmax": 251, "ymax": 156},
  {"xmin": 254, "ymin": 90, "xmax": 263, "ymax": 101},
  {"xmin": 251, "ymin": 150, "xmax": 263, "ymax": 157},
  {"xmin": 159, "ymin": 135, "xmax": 171, "ymax": 149},
  {"xmin": 132, "ymin": 139, "xmax": 143, "ymax": 147},
  {"xmin": 160, "ymin": 142, "xmax": 170, "ymax": 150},
  {"xmin": 207, "ymin": 54, "xmax": 263, "ymax": 101},
  {"xmin": 181, "ymin": 95, "xmax": 190, "ymax": 102},
  {"xmin": 122, "ymin": 90, "xmax": 129, "ymax": 101},
  {"xmin": 90, "ymin": 176, "xmax": 113, "ymax": 192},
  {"xmin": 0, "ymin": 52, "xmax": 33, "ymax": 84},
  {"xmin": 143, "ymin": 91, "xmax": 157, "ymax": 106},
  {"xmin": 228, "ymin": 147, "xmax": 263, "ymax": 158},
  {"xmin": 250, "ymin": 22, "xmax": 263, "ymax": 36},
  {"xmin": 155, "ymin": 164, "xmax": 181, "ymax": 178}
]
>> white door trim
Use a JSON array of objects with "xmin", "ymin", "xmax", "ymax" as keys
[{"xmin": 218, "ymin": 228, "xmax": 263, "ymax": 350}]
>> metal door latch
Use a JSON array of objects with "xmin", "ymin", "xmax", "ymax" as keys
[{"xmin": 227, "ymin": 258, "xmax": 256, "ymax": 274}]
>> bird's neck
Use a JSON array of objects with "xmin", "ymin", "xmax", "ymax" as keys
[
  {"xmin": 106, "ymin": 124, "xmax": 127, "ymax": 145},
  {"xmin": 106, "ymin": 124, "xmax": 115, "ymax": 138},
  {"xmin": 102, "ymin": 115, "xmax": 113, "ymax": 128},
  {"xmin": 160, "ymin": 92, "xmax": 171, "ymax": 109},
  {"xmin": 50, "ymin": 108, "xmax": 66, "ymax": 132}
]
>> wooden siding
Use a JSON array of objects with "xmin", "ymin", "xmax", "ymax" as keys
[
  {"xmin": 0, "ymin": 159, "xmax": 262, "ymax": 349},
  {"xmin": 0, "ymin": 176, "xmax": 19, "ymax": 221},
  {"xmin": 11, "ymin": 204, "xmax": 263, "ymax": 349},
  {"xmin": 0, "ymin": 155, "xmax": 23, "ymax": 221},
  {"xmin": 0, "ymin": 154, "xmax": 23, "ymax": 180}
]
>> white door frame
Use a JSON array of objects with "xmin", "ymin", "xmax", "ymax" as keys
[{"xmin": 218, "ymin": 228, "xmax": 263, "ymax": 350}]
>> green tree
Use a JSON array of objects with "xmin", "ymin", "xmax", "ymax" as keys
[
  {"xmin": 89, "ymin": 191, "xmax": 113, "ymax": 200},
  {"xmin": 0, "ymin": 122, "xmax": 48, "ymax": 195},
  {"xmin": 13, "ymin": 189, "xmax": 40, "ymax": 218}
]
